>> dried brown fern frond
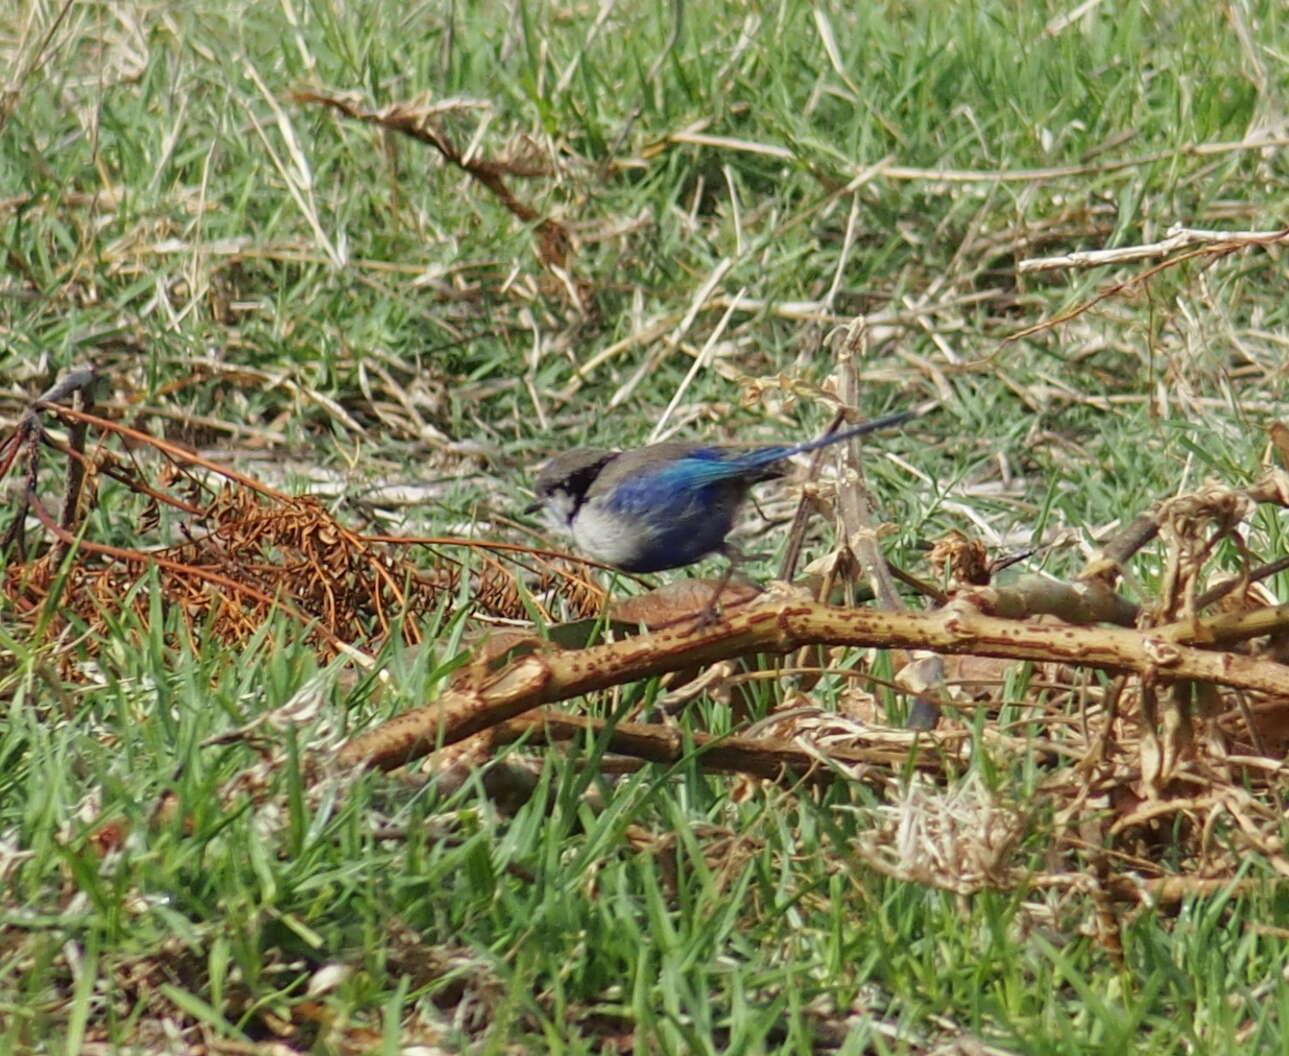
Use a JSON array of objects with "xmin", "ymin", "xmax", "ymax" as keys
[{"xmin": 0, "ymin": 371, "xmax": 606, "ymax": 669}]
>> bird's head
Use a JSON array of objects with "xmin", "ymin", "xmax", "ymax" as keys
[{"xmin": 524, "ymin": 448, "xmax": 618, "ymax": 529}]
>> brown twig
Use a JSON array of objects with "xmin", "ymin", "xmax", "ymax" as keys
[
  {"xmin": 2, "ymin": 368, "xmax": 102, "ymax": 560},
  {"xmin": 38, "ymin": 401, "xmax": 291, "ymax": 501},
  {"xmin": 1018, "ymin": 225, "xmax": 1289, "ymax": 273},
  {"xmin": 1193, "ymin": 554, "xmax": 1289, "ymax": 611},
  {"xmin": 51, "ymin": 370, "xmax": 96, "ymax": 568},
  {"xmin": 493, "ymin": 709, "xmax": 931, "ymax": 782},
  {"xmin": 294, "ymin": 91, "xmax": 573, "ymax": 272},
  {"xmin": 1004, "ymin": 240, "xmax": 1257, "ymax": 348}
]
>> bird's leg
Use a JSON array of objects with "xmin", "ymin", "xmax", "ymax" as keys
[
  {"xmin": 692, "ymin": 544, "xmax": 745, "ymax": 628},
  {"xmin": 746, "ymin": 490, "xmax": 774, "ymax": 523}
]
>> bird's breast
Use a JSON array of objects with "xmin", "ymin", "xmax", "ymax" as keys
[{"xmin": 571, "ymin": 503, "xmax": 655, "ymax": 570}]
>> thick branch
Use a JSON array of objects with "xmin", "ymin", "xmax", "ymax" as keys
[{"xmin": 337, "ymin": 596, "xmax": 1289, "ymax": 770}]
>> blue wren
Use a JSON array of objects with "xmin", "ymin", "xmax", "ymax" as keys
[{"xmin": 524, "ymin": 412, "xmax": 911, "ymax": 577}]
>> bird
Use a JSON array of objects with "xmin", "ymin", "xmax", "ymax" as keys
[{"xmin": 524, "ymin": 412, "xmax": 912, "ymax": 583}]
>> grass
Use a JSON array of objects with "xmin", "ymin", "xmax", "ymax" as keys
[{"xmin": 4, "ymin": 0, "xmax": 1289, "ymax": 1051}]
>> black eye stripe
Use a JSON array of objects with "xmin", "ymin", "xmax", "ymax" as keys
[{"xmin": 568, "ymin": 454, "xmax": 615, "ymax": 517}]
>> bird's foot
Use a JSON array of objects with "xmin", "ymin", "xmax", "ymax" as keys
[
  {"xmin": 690, "ymin": 597, "xmax": 725, "ymax": 630},
  {"xmin": 690, "ymin": 562, "xmax": 737, "ymax": 630}
]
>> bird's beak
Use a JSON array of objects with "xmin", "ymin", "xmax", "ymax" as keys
[{"xmin": 522, "ymin": 499, "xmax": 543, "ymax": 516}]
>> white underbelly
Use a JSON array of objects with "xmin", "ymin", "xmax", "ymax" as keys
[{"xmin": 571, "ymin": 505, "xmax": 647, "ymax": 569}]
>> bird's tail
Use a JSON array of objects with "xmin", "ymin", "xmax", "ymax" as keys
[{"xmin": 729, "ymin": 410, "xmax": 915, "ymax": 471}]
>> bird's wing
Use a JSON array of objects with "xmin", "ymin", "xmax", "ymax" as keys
[
  {"xmin": 592, "ymin": 446, "xmax": 790, "ymax": 514},
  {"xmin": 669, "ymin": 448, "xmax": 796, "ymax": 485}
]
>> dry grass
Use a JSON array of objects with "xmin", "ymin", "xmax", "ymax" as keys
[{"xmin": 5, "ymin": 0, "xmax": 1289, "ymax": 1049}]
